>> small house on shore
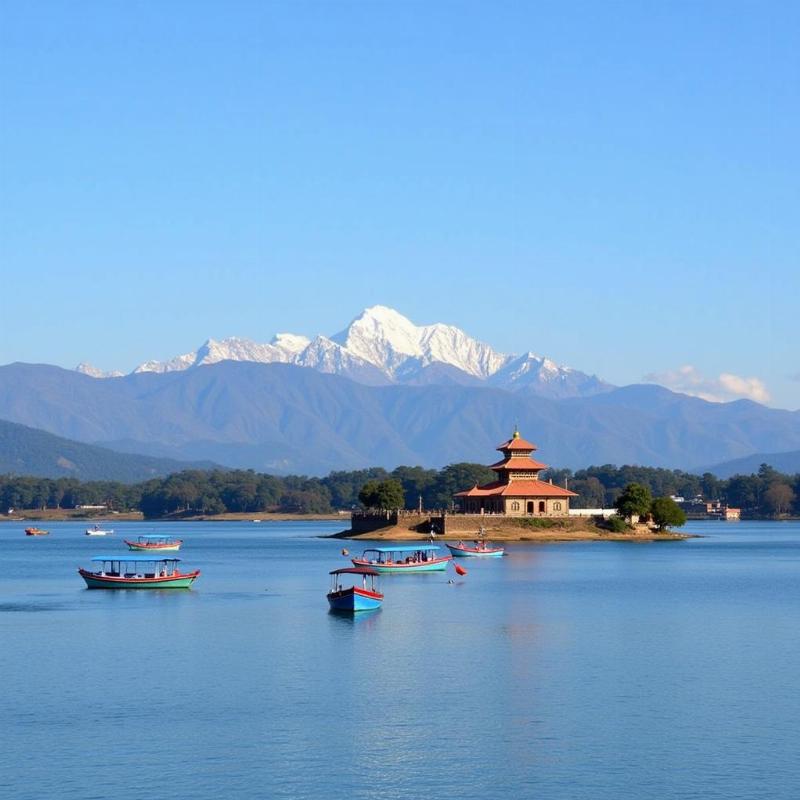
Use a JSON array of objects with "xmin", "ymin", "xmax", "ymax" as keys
[{"xmin": 454, "ymin": 429, "xmax": 576, "ymax": 516}]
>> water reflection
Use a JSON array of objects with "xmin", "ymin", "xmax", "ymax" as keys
[{"xmin": 327, "ymin": 608, "xmax": 382, "ymax": 626}]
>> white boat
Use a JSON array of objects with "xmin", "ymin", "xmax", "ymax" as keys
[{"xmin": 85, "ymin": 525, "xmax": 114, "ymax": 536}]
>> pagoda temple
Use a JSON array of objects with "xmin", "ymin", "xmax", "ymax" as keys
[{"xmin": 454, "ymin": 429, "xmax": 576, "ymax": 516}]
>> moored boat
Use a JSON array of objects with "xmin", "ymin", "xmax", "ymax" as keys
[
  {"xmin": 351, "ymin": 545, "xmax": 451, "ymax": 573},
  {"xmin": 446, "ymin": 539, "xmax": 505, "ymax": 558},
  {"xmin": 78, "ymin": 555, "xmax": 200, "ymax": 589},
  {"xmin": 124, "ymin": 534, "xmax": 182, "ymax": 552},
  {"xmin": 25, "ymin": 527, "xmax": 49, "ymax": 536},
  {"xmin": 85, "ymin": 525, "xmax": 114, "ymax": 536},
  {"xmin": 327, "ymin": 567, "xmax": 383, "ymax": 612}
]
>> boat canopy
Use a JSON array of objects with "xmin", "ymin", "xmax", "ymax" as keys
[
  {"xmin": 91, "ymin": 554, "xmax": 181, "ymax": 563},
  {"xmin": 136, "ymin": 535, "xmax": 176, "ymax": 540},
  {"xmin": 363, "ymin": 546, "xmax": 440, "ymax": 553},
  {"xmin": 330, "ymin": 567, "xmax": 379, "ymax": 576}
]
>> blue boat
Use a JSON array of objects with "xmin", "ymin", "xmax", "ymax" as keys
[
  {"xmin": 351, "ymin": 545, "xmax": 452, "ymax": 573},
  {"xmin": 327, "ymin": 567, "xmax": 383, "ymax": 612}
]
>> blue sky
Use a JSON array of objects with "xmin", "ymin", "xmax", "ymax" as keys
[{"xmin": 1, "ymin": 1, "xmax": 798, "ymax": 407}]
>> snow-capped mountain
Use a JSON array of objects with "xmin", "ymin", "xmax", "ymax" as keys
[
  {"xmin": 79, "ymin": 305, "xmax": 611, "ymax": 398},
  {"xmin": 489, "ymin": 352, "xmax": 612, "ymax": 398},
  {"xmin": 133, "ymin": 334, "xmax": 310, "ymax": 374},
  {"xmin": 76, "ymin": 363, "xmax": 124, "ymax": 379},
  {"xmin": 331, "ymin": 306, "xmax": 511, "ymax": 378}
]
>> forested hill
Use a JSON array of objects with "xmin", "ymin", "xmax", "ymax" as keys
[
  {"xmin": 0, "ymin": 419, "xmax": 213, "ymax": 482},
  {"xmin": 2, "ymin": 462, "xmax": 798, "ymax": 518}
]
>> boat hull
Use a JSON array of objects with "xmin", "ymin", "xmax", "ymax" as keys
[
  {"xmin": 25, "ymin": 530, "xmax": 49, "ymax": 536},
  {"xmin": 124, "ymin": 541, "xmax": 182, "ymax": 552},
  {"xmin": 446, "ymin": 544, "xmax": 505, "ymax": 558},
  {"xmin": 78, "ymin": 568, "xmax": 199, "ymax": 589},
  {"xmin": 351, "ymin": 556, "xmax": 451, "ymax": 573},
  {"xmin": 327, "ymin": 586, "xmax": 383, "ymax": 612}
]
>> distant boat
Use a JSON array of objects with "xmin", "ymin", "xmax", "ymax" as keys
[
  {"xmin": 124, "ymin": 534, "xmax": 182, "ymax": 552},
  {"xmin": 25, "ymin": 527, "xmax": 49, "ymax": 536},
  {"xmin": 446, "ymin": 540, "xmax": 505, "ymax": 558},
  {"xmin": 78, "ymin": 555, "xmax": 200, "ymax": 589},
  {"xmin": 85, "ymin": 525, "xmax": 114, "ymax": 536},
  {"xmin": 351, "ymin": 545, "xmax": 451, "ymax": 573},
  {"xmin": 327, "ymin": 567, "xmax": 383, "ymax": 612}
]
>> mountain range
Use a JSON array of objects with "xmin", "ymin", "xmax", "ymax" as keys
[
  {"xmin": 2, "ymin": 361, "xmax": 800, "ymax": 476},
  {"xmin": 703, "ymin": 450, "xmax": 800, "ymax": 479},
  {"xmin": 76, "ymin": 306, "xmax": 612, "ymax": 399}
]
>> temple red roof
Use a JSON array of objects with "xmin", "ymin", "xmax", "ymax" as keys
[
  {"xmin": 488, "ymin": 456, "xmax": 548, "ymax": 471},
  {"xmin": 454, "ymin": 480, "xmax": 576, "ymax": 498},
  {"xmin": 496, "ymin": 430, "xmax": 538, "ymax": 452}
]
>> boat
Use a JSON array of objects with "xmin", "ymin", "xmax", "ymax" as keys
[
  {"xmin": 446, "ymin": 539, "xmax": 505, "ymax": 558},
  {"xmin": 25, "ymin": 527, "xmax": 49, "ymax": 536},
  {"xmin": 85, "ymin": 524, "xmax": 114, "ymax": 536},
  {"xmin": 351, "ymin": 545, "xmax": 452, "ymax": 573},
  {"xmin": 78, "ymin": 554, "xmax": 200, "ymax": 589},
  {"xmin": 124, "ymin": 534, "xmax": 182, "ymax": 552},
  {"xmin": 327, "ymin": 567, "xmax": 383, "ymax": 612}
]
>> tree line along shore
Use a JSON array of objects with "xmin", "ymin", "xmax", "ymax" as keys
[{"xmin": 0, "ymin": 462, "xmax": 797, "ymax": 520}]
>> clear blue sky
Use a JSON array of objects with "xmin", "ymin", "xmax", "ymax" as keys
[{"xmin": 1, "ymin": 1, "xmax": 798, "ymax": 407}]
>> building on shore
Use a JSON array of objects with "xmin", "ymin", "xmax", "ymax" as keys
[
  {"xmin": 454, "ymin": 429, "xmax": 576, "ymax": 516},
  {"xmin": 705, "ymin": 501, "xmax": 741, "ymax": 520}
]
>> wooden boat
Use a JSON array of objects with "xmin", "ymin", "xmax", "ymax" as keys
[
  {"xmin": 85, "ymin": 525, "xmax": 114, "ymax": 536},
  {"xmin": 446, "ymin": 539, "xmax": 505, "ymax": 558},
  {"xmin": 78, "ymin": 555, "xmax": 200, "ymax": 589},
  {"xmin": 25, "ymin": 527, "xmax": 49, "ymax": 536},
  {"xmin": 327, "ymin": 567, "xmax": 383, "ymax": 612},
  {"xmin": 124, "ymin": 534, "xmax": 182, "ymax": 552},
  {"xmin": 351, "ymin": 545, "xmax": 452, "ymax": 573}
]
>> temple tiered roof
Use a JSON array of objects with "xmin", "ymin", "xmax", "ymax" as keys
[{"xmin": 454, "ymin": 428, "xmax": 576, "ymax": 504}]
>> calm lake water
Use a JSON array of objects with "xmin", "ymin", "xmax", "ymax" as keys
[{"xmin": 1, "ymin": 519, "xmax": 799, "ymax": 799}]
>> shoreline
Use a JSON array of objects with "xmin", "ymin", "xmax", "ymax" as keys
[
  {"xmin": 1, "ymin": 511, "xmax": 346, "ymax": 523},
  {"xmin": 328, "ymin": 525, "xmax": 696, "ymax": 543},
  {"xmin": 329, "ymin": 532, "xmax": 695, "ymax": 543}
]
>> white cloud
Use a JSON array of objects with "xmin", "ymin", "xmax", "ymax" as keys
[{"xmin": 643, "ymin": 365, "xmax": 771, "ymax": 404}]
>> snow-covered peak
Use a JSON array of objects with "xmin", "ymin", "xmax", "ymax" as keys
[
  {"xmin": 489, "ymin": 352, "xmax": 611, "ymax": 398},
  {"xmin": 332, "ymin": 305, "xmax": 509, "ymax": 378},
  {"xmin": 134, "ymin": 351, "xmax": 197, "ymax": 374},
  {"xmin": 75, "ymin": 362, "xmax": 123, "ymax": 379},
  {"xmin": 271, "ymin": 333, "xmax": 311, "ymax": 356},
  {"xmin": 295, "ymin": 336, "xmax": 389, "ymax": 385},
  {"xmin": 332, "ymin": 306, "xmax": 424, "ymax": 372},
  {"xmin": 195, "ymin": 337, "xmax": 292, "ymax": 367}
]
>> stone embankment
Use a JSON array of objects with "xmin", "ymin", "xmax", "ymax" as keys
[{"xmin": 332, "ymin": 511, "xmax": 692, "ymax": 542}]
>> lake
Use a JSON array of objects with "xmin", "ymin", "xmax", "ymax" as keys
[{"xmin": 1, "ymin": 519, "xmax": 799, "ymax": 799}]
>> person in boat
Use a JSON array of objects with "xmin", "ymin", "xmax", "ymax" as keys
[{"xmin": 458, "ymin": 540, "xmax": 465, "ymax": 548}]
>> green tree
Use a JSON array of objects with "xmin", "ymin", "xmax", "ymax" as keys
[
  {"xmin": 650, "ymin": 496, "xmax": 687, "ymax": 530},
  {"xmin": 762, "ymin": 482, "xmax": 795, "ymax": 516},
  {"xmin": 614, "ymin": 483, "xmax": 653, "ymax": 521},
  {"xmin": 358, "ymin": 479, "xmax": 405, "ymax": 510},
  {"xmin": 431, "ymin": 463, "xmax": 496, "ymax": 509}
]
